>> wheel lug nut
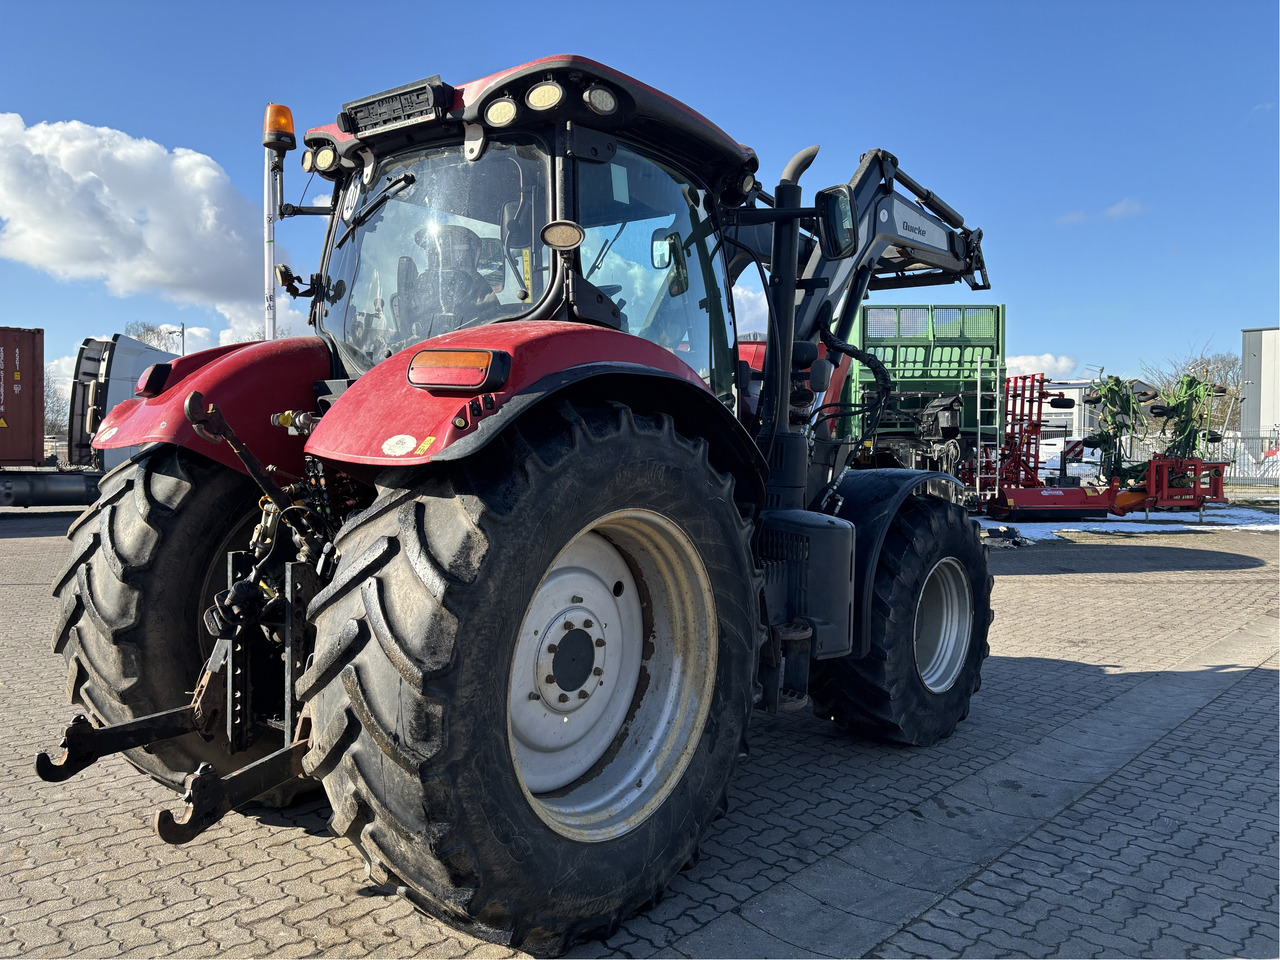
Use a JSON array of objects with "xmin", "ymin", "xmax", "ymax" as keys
[
  {"xmin": 578, "ymin": 690, "xmax": 590, "ymax": 699},
  {"xmin": 593, "ymin": 667, "xmax": 603, "ymax": 676},
  {"xmin": 545, "ymin": 675, "xmax": 557, "ymax": 684},
  {"xmin": 595, "ymin": 638, "xmax": 605, "ymax": 648},
  {"xmin": 547, "ymin": 644, "xmax": 559, "ymax": 654},
  {"xmin": 584, "ymin": 619, "xmax": 594, "ymax": 628},
  {"xmin": 563, "ymin": 622, "xmax": 574, "ymax": 631},
  {"xmin": 558, "ymin": 693, "xmax": 569, "ymax": 703}
]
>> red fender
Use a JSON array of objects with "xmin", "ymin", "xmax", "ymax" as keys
[
  {"xmin": 94, "ymin": 336, "xmax": 333, "ymax": 477},
  {"xmin": 306, "ymin": 321, "xmax": 711, "ymax": 474}
]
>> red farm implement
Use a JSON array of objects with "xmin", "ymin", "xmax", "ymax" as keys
[{"xmin": 986, "ymin": 372, "xmax": 1229, "ymax": 522}]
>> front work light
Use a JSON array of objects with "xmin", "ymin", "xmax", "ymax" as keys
[
  {"xmin": 583, "ymin": 85, "xmax": 617, "ymax": 116},
  {"xmin": 262, "ymin": 104, "xmax": 296, "ymax": 153},
  {"xmin": 485, "ymin": 97, "xmax": 518, "ymax": 127},
  {"xmin": 313, "ymin": 144, "xmax": 340, "ymax": 174},
  {"xmin": 526, "ymin": 81, "xmax": 564, "ymax": 111},
  {"xmin": 407, "ymin": 349, "xmax": 511, "ymax": 392}
]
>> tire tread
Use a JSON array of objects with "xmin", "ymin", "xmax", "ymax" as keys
[{"xmin": 305, "ymin": 401, "xmax": 759, "ymax": 954}]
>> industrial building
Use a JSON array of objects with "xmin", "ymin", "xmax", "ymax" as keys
[{"xmin": 1240, "ymin": 326, "xmax": 1278, "ymax": 436}]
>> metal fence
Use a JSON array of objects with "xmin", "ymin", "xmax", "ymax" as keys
[{"xmin": 1129, "ymin": 431, "xmax": 1279, "ymax": 487}]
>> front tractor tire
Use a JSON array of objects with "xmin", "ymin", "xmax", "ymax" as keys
[
  {"xmin": 811, "ymin": 495, "xmax": 991, "ymax": 746},
  {"xmin": 303, "ymin": 401, "xmax": 758, "ymax": 954},
  {"xmin": 51, "ymin": 445, "xmax": 303, "ymax": 797}
]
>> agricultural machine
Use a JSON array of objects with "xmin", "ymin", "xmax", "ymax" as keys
[
  {"xmin": 987, "ymin": 372, "xmax": 1229, "ymax": 521},
  {"xmin": 35, "ymin": 56, "xmax": 992, "ymax": 953},
  {"xmin": 832, "ymin": 303, "xmax": 1006, "ymax": 485}
]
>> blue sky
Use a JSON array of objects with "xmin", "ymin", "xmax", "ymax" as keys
[{"xmin": 1, "ymin": 0, "xmax": 1275, "ymax": 387}]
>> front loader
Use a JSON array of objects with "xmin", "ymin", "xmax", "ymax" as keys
[{"xmin": 36, "ymin": 56, "xmax": 992, "ymax": 954}]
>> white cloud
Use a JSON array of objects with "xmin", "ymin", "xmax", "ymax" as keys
[
  {"xmin": 733, "ymin": 283, "xmax": 769, "ymax": 337},
  {"xmin": 1055, "ymin": 199, "xmax": 1145, "ymax": 225},
  {"xmin": 46, "ymin": 354, "xmax": 78, "ymax": 389},
  {"xmin": 0, "ymin": 113, "xmax": 297, "ymax": 341},
  {"xmin": 1104, "ymin": 197, "xmax": 1142, "ymax": 220},
  {"xmin": 212, "ymin": 300, "xmax": 308, "ymax": 346},
  {"xmin": 1006, "ymin": 353, "xmax": 1078, "ymax": 378}
]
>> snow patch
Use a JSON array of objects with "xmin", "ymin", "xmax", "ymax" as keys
[{"xmin": 978, "ymin": 502, "xmax": 1278, "ymax": 542}]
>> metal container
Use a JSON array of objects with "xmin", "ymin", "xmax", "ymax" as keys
[{"xmin": 0, "ymin": 327, "xmax": 44, "ymax": 467}]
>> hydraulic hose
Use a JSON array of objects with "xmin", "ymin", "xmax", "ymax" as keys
[
  {"xmin": 818, "ymin": 320, "xmax": 893, "ymax": 448},
  {"xmin": 819, "ymin": 322, "xmax": 892, "ymax": 399}
]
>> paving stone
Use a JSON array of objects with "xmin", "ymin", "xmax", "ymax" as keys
[
  {"xmin": 667, "ymin": 910, "xmax": 825, "ymax": 959},
  {"xmin": 2, "ymin": 512, "xmax": 1277, "ymax": 959},
  {"xmin": 787, "ymin": 856, "xmax": 939, "ymax": 924}
]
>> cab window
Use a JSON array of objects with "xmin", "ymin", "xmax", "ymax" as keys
[{"xmin": 576, "ymin": 145, "xmax": 736, "ymax": 405}]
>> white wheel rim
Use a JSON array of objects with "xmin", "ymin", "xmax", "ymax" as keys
[
  {"xmin": 508, "ymin": 509, "xmax": 716, "ymax": 842},
  {"xmin": 913, "ymin": 557, "xmax": 973, "ymax": 693}
]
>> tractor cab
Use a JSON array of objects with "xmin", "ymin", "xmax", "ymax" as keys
[{"xmin": 290, "ymin": 57, "xmax": 755, "ymax": 411}]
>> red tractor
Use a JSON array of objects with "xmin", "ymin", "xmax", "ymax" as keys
[{"xmin": 38, "ymin": 56, "xmax": 992, "ymax": 953}]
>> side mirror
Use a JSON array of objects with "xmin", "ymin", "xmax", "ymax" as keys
[
  {"xmin": 651, "ymin": 228, "xmax": 675, "ymax": 269},
  {"xmin": 814, "ymin": 184, "xmax": 859, "ymax": 259},
  {"xmin": 651, "ymin": 228, "xmax": 689, "ymax": 297},
  {"xmin": 502, "ymin": 200, "xmax": 532, "ymax": 249},
  {"xmin": 476, "ymin": 237, "xmax": 505, "ymax": 291}
]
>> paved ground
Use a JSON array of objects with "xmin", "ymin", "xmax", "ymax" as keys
[{"xmin": 0, "ymin": 507, "xmax": 1276, "ymax": 958}]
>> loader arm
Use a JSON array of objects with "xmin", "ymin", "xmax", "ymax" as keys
[{"xmin": 795, "ymin": 148, "xmax": 990, "ymax": 343}]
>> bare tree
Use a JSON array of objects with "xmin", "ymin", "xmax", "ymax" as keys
[
  {"xmin": 123, "ymin": 320, "xmax": 181, "ymax": 351},
  {"xmin": 225, "ymin": 322, "xmax": 292, "ymax": 343},
  {"xmin": 1139, "ymin": 345, "xmax": 1242, "ymax": 432},
  {"xmin": 44, "ymin": 364, "xmax": 68, "ymax": 436},
  {"xmin": 124, "ymin": 318, "xmax": 292, "ymax": 351}
]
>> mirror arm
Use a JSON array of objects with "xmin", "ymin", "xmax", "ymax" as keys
[
  {"xmin": 724, "ymin": 206, "xmax": 815, "ymax": 226},
  {"xmin": 280, "ymin": 204, "xmax": 332, "ymax": 218}
]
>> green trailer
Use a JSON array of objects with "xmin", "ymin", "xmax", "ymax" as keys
[{"xmin": 840, "ymin": 304, "xmax": 1006, "ymax": 485}]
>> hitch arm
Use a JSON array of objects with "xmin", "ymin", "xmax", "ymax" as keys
[
  {"xmin": 35, "ymin": 633, "xmax": 229, "ymax": 783},
  {"xmin": 35, "ymin": 706, "xmax": 197, "ymax": 782},
  {"xmin": 154, "ymin": 738, "xmax": 309, "ymax": 844}
]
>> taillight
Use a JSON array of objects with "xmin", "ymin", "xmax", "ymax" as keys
[
  {"xmin": 134, "ymin": 363, "xmax": 172, "ymax": 398},
  {"xmin": 407, "ymin": 349, "xmax": 510, "ymax": 392}
]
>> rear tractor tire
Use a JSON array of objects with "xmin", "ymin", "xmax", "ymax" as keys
[
  {"xmin": 51, "ymin": 445, "xmax": 308, "ymax": 801},
  {"xmin": 811, "ymin": 495, "xmax": 991, "ymax": 747},
  {"xmin": 303, "ymin": 401, "xmax": 759, "ymax": 955}
]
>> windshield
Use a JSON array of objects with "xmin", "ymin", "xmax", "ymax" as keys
[{"xmin": 320, "ymin": 137, "xmax": 551, "ymax": 365}]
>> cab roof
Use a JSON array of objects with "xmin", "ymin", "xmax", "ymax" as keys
[{"xmin": 305, "ymin": 55, "xmax": 758, "ymax": 195}]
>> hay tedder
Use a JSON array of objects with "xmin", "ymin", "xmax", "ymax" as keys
[{"xmin": 987, "ymin": 372, "xmax": 1229, "ymax": 522}]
